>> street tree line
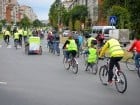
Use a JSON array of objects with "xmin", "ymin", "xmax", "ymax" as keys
[{"xmin": 49, "ymin": 0, "xmax": 140, "ymax": 35}]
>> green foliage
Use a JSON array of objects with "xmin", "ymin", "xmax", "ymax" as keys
[
  {"xmin": 74, "ymin": 20, "xmax": 81, "ymax": 31},
  {"xmin": 70, "ymin": 5, "xmax": 88, "ymax": 23},
  {"xmin": 32, "ymin": 19, "xmax": 43, "ymax": 28},
  {"xmin": 19, "ymin": 16, "xmax": 31, "ymax": 29},
  {"xmin": 68, "ymin": 19, "xmax": 73, "ymax": 31},
  {"xmin": 108, "ymin": 6, "xmax": 131, "ymax": 29}
]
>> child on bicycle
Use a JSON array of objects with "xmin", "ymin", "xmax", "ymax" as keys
[
  {"xmin": 83, "ymin": 41, "xmax": 97, "ymax": 71},
  {"xmin": 128, "ymin": 35, "xmax": 140, "ymax": 68}
]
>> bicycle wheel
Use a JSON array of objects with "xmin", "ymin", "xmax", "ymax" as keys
[
  {"xmin": 63, "ymin": 57, "xmax": 70, "ymax": 70},
  {"xmin": 90, "ymin": 63, "xmax": 98, "ymax": 75},
  {"xmin": 115, "ymin": 71, "xmax": 127, "ymax": 93},
  {"xmin": 99, "ymin": 65, "xmax": 108, "ymax": 85},
  {"xmin": 137, "ymin": 67, "xmax": 140, "ymax": 78},
  {"xmin": 126, "ymin": 57, "xmax": 136, "ymax": 71},
  {"xmin": 72, "ymin": 59, "xmax": 78, "ymax": 74}
]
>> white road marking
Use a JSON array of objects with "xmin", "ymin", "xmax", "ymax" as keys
[{"xmin": 0, "ymin": 82, "xmax": 7, "ymax": 85}]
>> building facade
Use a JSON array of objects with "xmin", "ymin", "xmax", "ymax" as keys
[
  {"xmin": 0, "ymin": 0, "xmax": 37, "ymax": 25},
  {"xmin": 62, "ymin": 0, "xmax": 107, "ymax": 26}
]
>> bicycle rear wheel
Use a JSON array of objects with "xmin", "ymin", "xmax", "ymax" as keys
[
  {"xmin": 72, "ymin": 59, "xmax": 78, "ymax": 74},
  {"xmin": 115, "ymin": 71, "xmax": 127, "ymax": 93},
  {"xmin": 87, "ymin": 63, "xmax": 98, "ymax": 75},
  {"xmin": 99, "ymin": 65, "xmax": 108, "ymax": 85},
  {"xmin": 137, "ymin": 67, "xmax": 140, "ymax": 78},
  {"xmin": 126, "ymin": 57, "xmax": 136, "ymax": 71},
  {"xmin": 63, "ymin": 57, "xmax": 70, "ymax": 70}
]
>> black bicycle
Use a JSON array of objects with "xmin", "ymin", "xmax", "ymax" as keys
[
  {"xmin": 99, "ymin": 57, "xmax": 127, "ymax": 93},
  {"xmin": 125, "ymin": 51, "xmax": 140, "ymax": 78},
  {"xmin": 63, "ymin": 52, "xmax": 78, "ymax": 74}
]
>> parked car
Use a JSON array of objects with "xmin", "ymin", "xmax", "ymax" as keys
[{"xmin": 62, "ymin": 30, "xmax": 70, "ymax": 37}]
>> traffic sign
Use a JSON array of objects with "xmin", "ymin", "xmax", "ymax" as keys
[{"xmin": 109, "ymin": 16, "xmax": 117, "ymax": 25}]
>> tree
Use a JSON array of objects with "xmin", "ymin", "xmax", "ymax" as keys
[
  {"xmin": 108, "ymin": 6, "xmax": 131, "ymax": 29},
  {"xmin": 32, "ymin": 19, "xmax": 43, "ymax": 28},
  {"xmin": 19, "ymin": 16, "xmax": 31, "ymax": 29},
  {"xmin": 74, "ymin": 20, "xmax": 81, "ymax": 31},
  {"xmin": 68, "ymin": 5, "xmax": 88, "ymax": 30}
]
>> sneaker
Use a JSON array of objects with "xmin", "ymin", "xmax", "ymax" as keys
[{"xmin": 107, "ymin": 80, "xmax": 113, "ymax": 86}]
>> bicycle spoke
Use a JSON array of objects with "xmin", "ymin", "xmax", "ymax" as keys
[{"xmin": 115, "ymin": 71, "xmax": 127, "ymax": 93}]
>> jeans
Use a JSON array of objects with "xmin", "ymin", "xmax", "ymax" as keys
[
  {"xmin": 53, "ymin": 41, "xmax": 60, "ymax": 55},
  {"xmin": 134, "ymin": 53, "xmax": 140, "ymax": 68}
]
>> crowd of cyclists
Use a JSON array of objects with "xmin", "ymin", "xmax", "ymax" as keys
[{"xmin": 1, "ymin": 26, "xmax": 140, "ymax": 86}]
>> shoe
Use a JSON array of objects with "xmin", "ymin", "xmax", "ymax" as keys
[{"xmin": 107, "ymin": 80, "xmax": 113, "ymax": 86}]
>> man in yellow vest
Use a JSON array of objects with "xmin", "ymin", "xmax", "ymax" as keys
[
  {"xmin": 99, "ymin": 36, "xmax": 124, "ymax": 84},
  {"xmin": 23, "ymin": 29, "xmax": 28, "ymax": 43},
  {"xmin": 14, "ymin": 30, "xmax": 19, "ymax": 47},
  {"xmin": 86, "ymin": 34, "xmax": 97, "ymax": 48},
  {"xmin": 18, "ymin": 28, "xmax": 23, "ymax": 46},
  {"xmin": 4, "ymin": 29, "xmax": 11, "ymax": 45},
  {"xmin": 66, "ymin": 35, "xmax": 78, "ymax": 61}
]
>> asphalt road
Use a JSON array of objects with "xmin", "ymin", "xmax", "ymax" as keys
[{"xmin": 0, "ymin": 39, "xmax": 140, "ymax": 105}]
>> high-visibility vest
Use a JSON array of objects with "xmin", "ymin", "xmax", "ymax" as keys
[
  {"xmin": 4, "ymin": 30, "xmax": 10, "ymax": 36},
  {"xmin": 67, "ymin": 39, "xmax": 77, "ymax": 51},
  {"xmin": 108, "ymin": 39, "xmax": 124, "ymax": 57},
  {"xmin": 23, "ymin": 30, "xmax": 28, "ymax": 36},
  {"xmin": 87, "ymin": 37, "xmax": 96, "ymax": 47},
  {"xmin": 87, "ymin": 48, "xmax": 97, "ymax": 63},
  {"xmin": 29, "ymin": 36, "xmax": 40, "ymax": 44},
  {"xmin": 14, "ymin": 32, "xmax": 19, "ymax": 39}
]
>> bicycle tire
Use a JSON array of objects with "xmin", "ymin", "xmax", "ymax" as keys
[
  {"xmin": 63, "ymin": 57, "xmax": 70, "ymax": 70},
  {"xmin": 115, "ymin": 71, "xmax": 127, "ymax": 93},
  {"xmin": 126, "ymin": 57, "xmax": 136, "ymax": 71},
  {"xmin": 87, "ymin": 63, "xmax": 98, "ymax": 75},
  {"xmin": 137, "ymin": 67, "xmax": 140, "ymax": 78},
  {"xmin": 99, "ymin": 65, "xmax": 108, "ymax": 85},
  {"xmin": 72, "ymin": 59, "xmax": 78, "ymax": 74}
]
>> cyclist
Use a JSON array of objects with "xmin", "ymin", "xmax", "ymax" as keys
[
  {"xmin": 3, "ymin": 29, "xmax": 11, "ymax": 45},
  {"xmin": 83, "ymin": 42, "xmax": 97, "ymax": 71},
  {"xmin": 62, "ymin": 34, "xmax": 77, "ymax": 62},
  {"xmin": 99, "ymin": 36, "xmax": 124, "ymax": 84},
  {"xmin": 96, "ymin": 31, "xmax": 104, "ymax": 48},
  {"xmin": 86, "ymin": 34, "xmax": 97, "ymax": 48},
  {"xmin": 18, "ymin": 28, "xmax": 23, "ymax": 46},
  {"xmin": 14, "ymin": 30, "xmax": 19, "ymax": 47},
  {"xmin": 128, "ymin": 35, "xmax": 140, "ymax": 68}
]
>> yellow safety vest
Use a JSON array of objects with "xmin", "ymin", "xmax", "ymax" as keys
[
  {"xmin": 108, "ymin": 39, "xmax": 124, "ymax": 57},
  {"xmin": 67, "ymin": 39, "xmax": 77, "ymax": 51}
]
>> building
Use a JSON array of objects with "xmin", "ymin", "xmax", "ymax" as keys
[
  {"xmin": 20, "ymin": 5, "xmax": 37, "ymax": 22},
  {"xmin": 0, "ymin": 0, "xmax": 37, "ymax": 25},
  {"xmin": 62, "ymin": 0, "xmax": 107, "ymax": 26}
]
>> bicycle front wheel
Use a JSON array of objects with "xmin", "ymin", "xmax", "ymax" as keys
[
  {"xmin": 72, "ymin": 59, "xmax": 78, "ymax": 74},
  {"xmin": 126, "ymin": 57, "xmax": 136, "ymax": 71},
  {"xmin": 99, "ymin": 65, "xmax": 108, "ymax": 85},
  {"xmin": 115, "ymin": 71, "xmax": 127, "ymax": 93}
]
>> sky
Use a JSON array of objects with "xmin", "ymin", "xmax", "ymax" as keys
[{"xmin": 18, "ymin": 0, "xmax": 56, "ymax": 20}]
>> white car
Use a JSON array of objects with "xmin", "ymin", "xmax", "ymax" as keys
[{"xmin": 63, "ymin": 30, "xmax": 70, "ymax": 37}]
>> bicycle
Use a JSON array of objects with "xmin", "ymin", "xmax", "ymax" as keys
[
  {"xmin": 82, "ymin": 50, "xmax": 98, "ymax": 74},
  {"xmin": 126, "ymin": 51, "xmax": 140, "ymax": 78},
  {"xmin": 63, "ymin": 51, "xmax": 78, "ymax": 74},
  {"xmin": 99, "ymin": 57, "xmax": 127, "ymax": 93}
]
